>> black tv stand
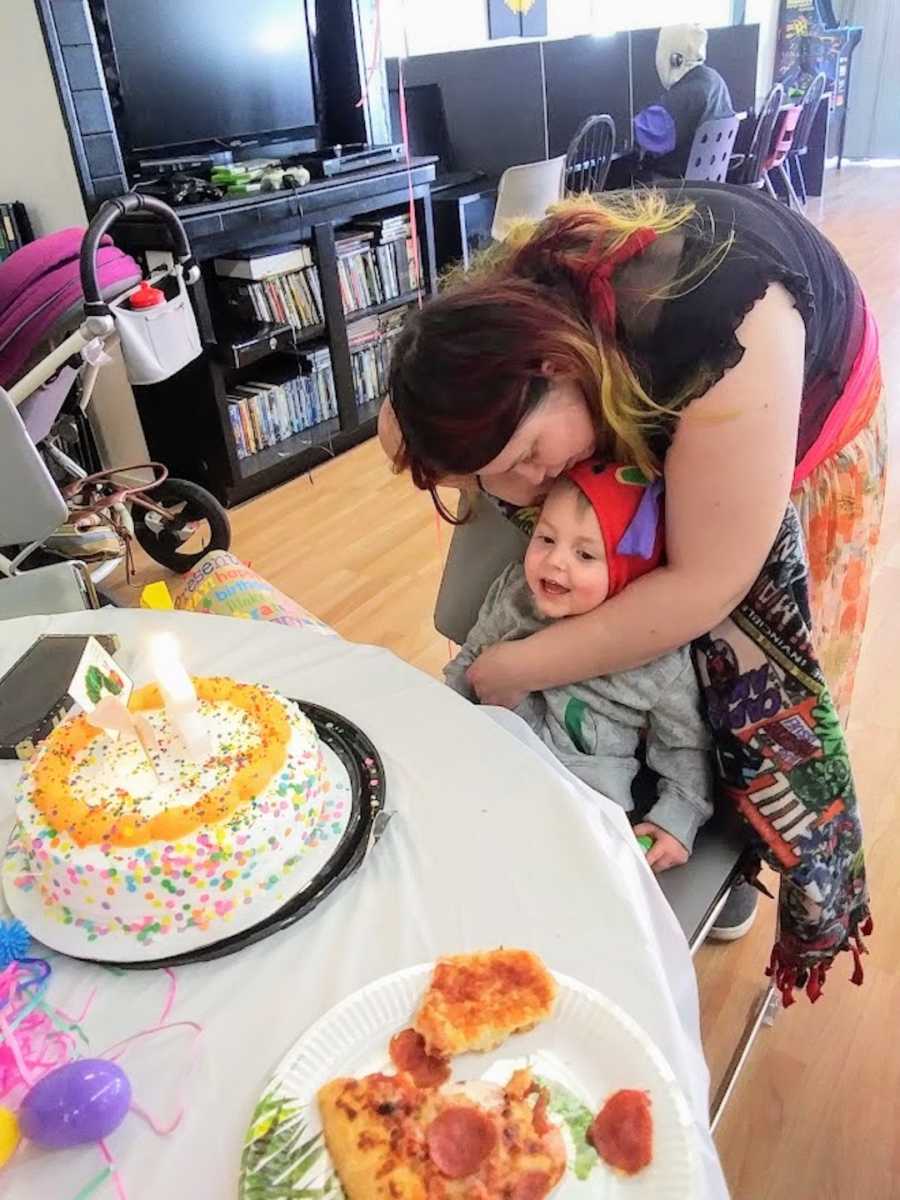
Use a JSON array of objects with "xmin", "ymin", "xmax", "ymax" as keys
[{"xmin": 114, "ymin": 157, "xmax": 438, "ymax": 508}]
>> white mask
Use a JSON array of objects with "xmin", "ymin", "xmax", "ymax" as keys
[{"xmin": 656, "ymin": 23, "xmax": 708, "ymax": 90}]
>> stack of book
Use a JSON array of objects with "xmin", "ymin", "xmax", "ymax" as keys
[
  {"xmin": 216, "ymin": 244, "xmax": 323, "ymax": 332},
  {"xmin": 225, "ymin": 354, "xmax": 338, "ymax": 460},
  {"xmin": 0, "ymin": 202, "xmax": 33, "ymax": 262},
  {"xmin": 335, "ymin": 217, "xmax": 421, "ymax": 315},
  {"xmin": 348, "ymin": 310, "xmax": 409, "ymax": 409}
]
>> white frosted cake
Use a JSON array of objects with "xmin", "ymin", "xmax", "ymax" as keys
[{"xmin": 8, "ymin": 678, "xmax": 335, "ymax": 947}]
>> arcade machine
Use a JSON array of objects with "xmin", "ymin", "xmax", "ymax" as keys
[{"xmin": 775, "ymin": 0, "xmax": 863, "ymax": 167}]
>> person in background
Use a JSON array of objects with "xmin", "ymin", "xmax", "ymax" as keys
[{"xmin": 633, "ymin": 23, "xmax": 734, "ymax": 180}]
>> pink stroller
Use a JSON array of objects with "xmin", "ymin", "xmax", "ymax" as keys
[{"xmin": 0, "ymin": 194, "xmax": 229, "ymax": 586}]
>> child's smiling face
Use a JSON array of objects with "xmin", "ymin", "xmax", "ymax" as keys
[{"xmin": 524, "ymin": 480, "xmax": 609, "ymax": 619}]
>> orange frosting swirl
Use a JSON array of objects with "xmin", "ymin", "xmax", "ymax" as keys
[{"xmin": 28, "ymin": 677, "xmax": 290, "ymax": 847}]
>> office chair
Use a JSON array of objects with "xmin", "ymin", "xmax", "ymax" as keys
[{"xmin": 564, "ymin": 114, "xmax": 617, "ymax": 195}]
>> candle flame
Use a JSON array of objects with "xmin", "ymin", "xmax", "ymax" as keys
[{"xmin": 148, "ymin": 633, "xmax": 196, "ymax": 707}]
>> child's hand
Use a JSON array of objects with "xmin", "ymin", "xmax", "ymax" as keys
[{"xmin": 633, "ymin": 823, "xmax": 689, "ymax": 873}]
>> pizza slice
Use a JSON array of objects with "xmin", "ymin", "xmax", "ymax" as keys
[
  {"xmin": 413, "ymin": 949, "xmax": 558, "ymax": 1057},
  {"xmin": 317, "ymin": 1067, "xmax": 566, "ymax": 1200},
  {"xmin": 317, "ymin": 1072, "xmax": 429, "ymax": 1200}
]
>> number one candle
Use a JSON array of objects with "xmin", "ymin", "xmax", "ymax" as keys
[{"xmin": 148, "ymin": 634, "xmax": 212, "ymax": 761}]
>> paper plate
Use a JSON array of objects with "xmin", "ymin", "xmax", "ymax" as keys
[
  {"xmin": 2, "ymin": 703, "xmax": 385, "ymax": 967},
  {"xmin": 239, "ymin": 963, "xmax": 700, "ymax": 1199}
]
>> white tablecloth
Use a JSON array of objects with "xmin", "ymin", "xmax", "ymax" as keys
[{"xmin": 0, "ymin": 610, "xmax": 727, "ymax": 1199}]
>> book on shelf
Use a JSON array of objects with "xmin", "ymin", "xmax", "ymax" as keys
[
  {"xmin": 334, "ymin": 219, "xmax": 421, "ymax": 314},
  {"xmin": 227, "ymin": 400, "xmax": 249, "ymax": 459},
  {"xmin": 348, "ymin": 309, "xmax": 409, "ymax": 409},
  {"xmin": 0, "ymin": 202, "xmax": 33, "ymax": 262},
  {"xmin": 224, "ymin": 353, "xmax": 339, "ymax": 461},
  {"xmin": 351, "ymin": 214, "xmax": 412, "ymax": 243},
  {"xmin": 221, "ymin": 288, "xmax": 413, "ymax": 463},
  {"xmin": 214, "ymin": 243, "xmax": 314, "ymax": 281},
  {"xmin": 304, "ymin": 347, "xmax": 338, "ymax": 425},
  {"xmin": 217, "ymin": 242, "xmax": 323, "ymax": 334}
]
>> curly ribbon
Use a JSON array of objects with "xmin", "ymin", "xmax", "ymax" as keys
[
  {"xmin": 0, "ymin": 959, "xmax": 83, "ymax": 1100},
  {"xmin": 100, "ymin": 968, "xmax": 203, "ymax": 1139},
  {"xmin": 98, "ymin": 1139, "xmax": 128, "ymax": 1200},
  {"xmin": 71, "ymin": 1167, "xmax": 112, "ymax": 1200},
  {"xmin": 0, "ymin": 951, "xmax": 202, "ymax": 1200}
]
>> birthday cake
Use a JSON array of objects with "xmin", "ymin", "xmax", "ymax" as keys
[{"xmin": 7, "ymin": 678, "xmax": 336, "ymax": 946}]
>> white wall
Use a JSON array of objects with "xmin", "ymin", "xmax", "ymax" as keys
[
  {"xmin": 0, "ymin": 0, "xmax": 149, "ymax": 468},
  {"xmin": 841, "ymin": 0, "xmax": 900, "ymax": 159},
  {"xmin": 384, "ymin": 0, "xmax": 738, "ymax": 54},
  {"xmin": 547, "ymin": 0, "xmax": 593, "ymax": 39},
  {"xmin": 746, "ymin": 0, "xmax": 780, "ymax": 99},
  {"xmin": 0, "ymin": 0, "xmax": 85, "ymax": 235},
  {"xmin": 384, "ymin": 0, "xmax": 781, "ymax": 107},
  {"xmin": 383, "ymin": 0, "xmax": 488, "ymax": 55}
]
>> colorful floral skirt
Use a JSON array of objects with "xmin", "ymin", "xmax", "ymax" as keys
[
  {"xmin": 792, "ymin": 377, "xmax": 887, "ymax": 722},
  {"xmin": 693, "ymin": 307, "xmax": 885, "ymax": 1001}
]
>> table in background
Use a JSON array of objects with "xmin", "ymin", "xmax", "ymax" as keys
[{"xmin": 0, "ymin": 610, "xmax": 727, "ymax": 1199}]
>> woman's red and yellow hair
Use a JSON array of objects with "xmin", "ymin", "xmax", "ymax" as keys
[{"xmin": 389, "ymin": 190, "xmax": 729, "ymax": 517}]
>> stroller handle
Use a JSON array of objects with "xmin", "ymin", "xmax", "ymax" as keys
[{"xmin": 81, "ymin": 193, "xmax": 196, "ymax": 312}]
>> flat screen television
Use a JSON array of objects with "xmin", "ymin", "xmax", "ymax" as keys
[{"xmin": 98, "ymin": 0, "xmax": 319, "ymax": 158}]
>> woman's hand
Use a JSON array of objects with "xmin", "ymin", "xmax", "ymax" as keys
[
  {"xmin": 632, "ymin": 823, "xmax": 689, "ymax": 873},
  {"xmin": 465, "ymin": 642, "xmax": 531, "ymax": 708}
]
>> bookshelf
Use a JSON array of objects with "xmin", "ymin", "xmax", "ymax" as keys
[{"xmin": 115, "ymin": 159, "xmax": 437, "ymax": 507}]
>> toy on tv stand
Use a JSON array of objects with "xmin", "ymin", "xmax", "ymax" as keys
[
  {"xmin": 296, "ymin": 143, "xmax": 405, "ymax": 179},
  {"xmin": 138, "ymin": 174, "xmax": 226, "ymax": 207},
  {"xmin": 136, "ymin": 143, "xmax": 404, "ymax": 206},
  {"xmin": 210, "ymin": 161, "xmax": 312, "ymax": 197}
]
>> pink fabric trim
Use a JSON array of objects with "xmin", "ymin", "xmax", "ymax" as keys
[{"xmin": 793, "ymin": 305, "xmax": 880, "ymax": 490}]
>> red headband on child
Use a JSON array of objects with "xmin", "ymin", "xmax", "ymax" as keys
[{"xmin": 565, "ymin": 460, "xmax": 665, "ymax": 597}]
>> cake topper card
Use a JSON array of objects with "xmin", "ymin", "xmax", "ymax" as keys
[{"xmin": 68, "ymin": 637, "xmax": 133, "ymax": 715}]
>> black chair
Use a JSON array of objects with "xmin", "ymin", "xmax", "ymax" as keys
[
  {"xmin": 737, "ymin": 83, "xmax": 784, "ymax": 189},
  {"xmin": 684, "ymin": 114, "xmax": 743, "ymax": 183},
  {"xmin": 784, "ymin": 71, "xmax": 828, "ymax": 209},
  {"xmin": 564, "ymin": 114, "xmax": 616, "ymax": 195}
]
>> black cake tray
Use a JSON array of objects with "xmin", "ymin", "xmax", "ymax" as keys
[{"xmin": 80, "ymin": 700, "xmax": 387, "ymax": 969}]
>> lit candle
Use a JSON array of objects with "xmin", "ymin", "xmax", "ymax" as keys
[
  {"xmin": 85, "ymin": 696, "xmax": 161, "ymax": 779},
  {"xmin": 148, "ymin": 634, "xmax": 212, "ymax": 760}
]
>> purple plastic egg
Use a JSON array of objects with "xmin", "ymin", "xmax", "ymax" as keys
[{"xmin": 19, "ymin": 1059, "xmax": 131, "ymax": 1149}]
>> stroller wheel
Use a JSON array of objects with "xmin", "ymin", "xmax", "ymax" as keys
[{"xmin": 132, "ymin": 478, "xmax": 230, "ymax": 573}]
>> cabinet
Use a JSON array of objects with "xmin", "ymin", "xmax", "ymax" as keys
[{"xmin": 115, "ymin": 159, "xmax": 437, "ymax": 507}]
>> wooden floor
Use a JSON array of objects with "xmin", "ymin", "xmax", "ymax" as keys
[{"xmin": 113, "ymin": 165, "xmax": 900, "ymax": 1198}]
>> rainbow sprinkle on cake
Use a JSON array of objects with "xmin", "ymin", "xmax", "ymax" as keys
[{"xmin": 9, "ymin": 678, "xmax": 339, "ymax": 945}]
